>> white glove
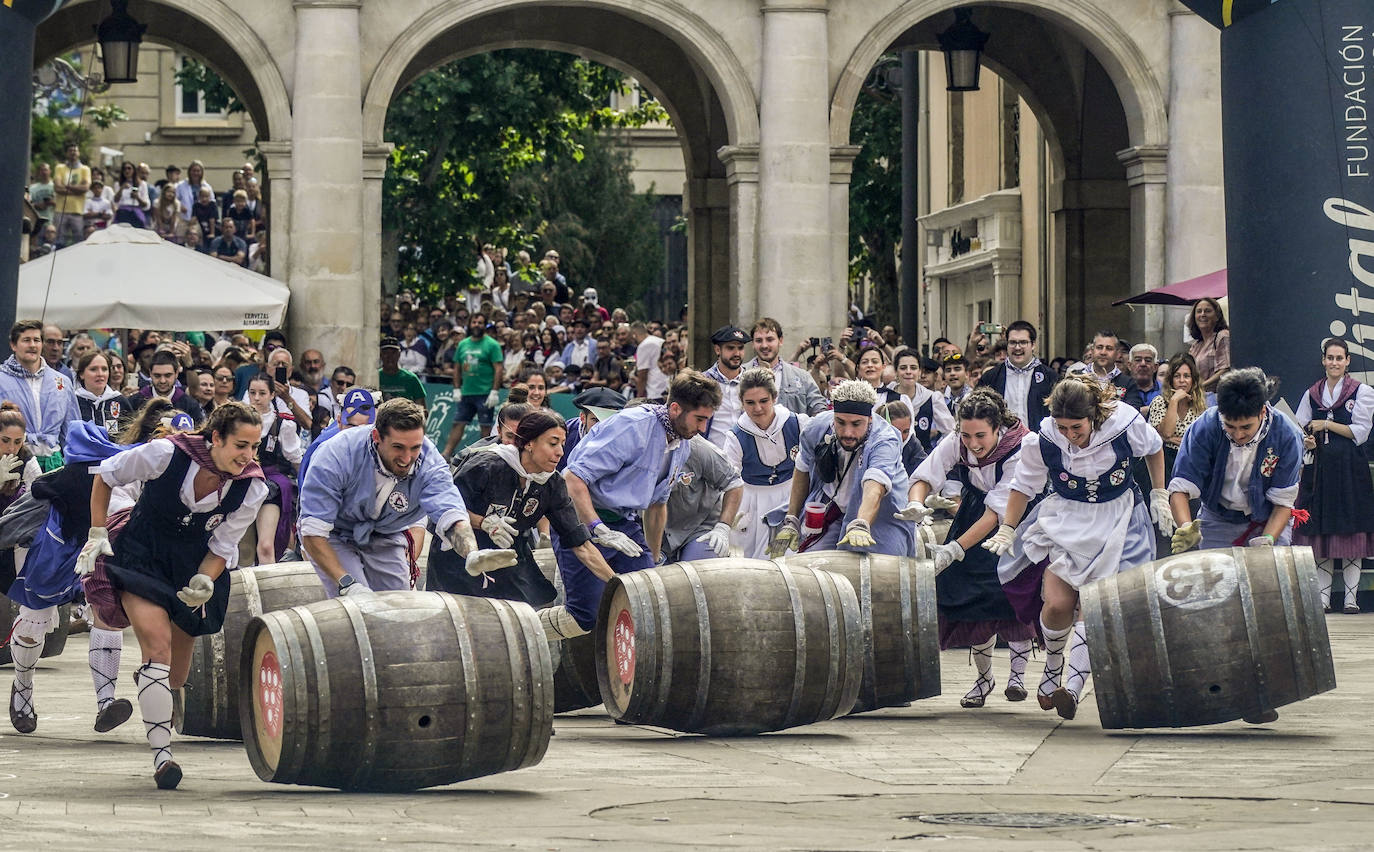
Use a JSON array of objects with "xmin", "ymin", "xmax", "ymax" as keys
[
  {"xmin": 0, "ymin": 454, "xmax": 22, "ymax": 486},
  {"xmin": 894, "ymin": 500, "xmax": 934, "ymax": 524},
  {"xmin": 696, "ymin": 522, "xmax": 731, "ymax": 558},
  {"xmin": 1171, "ymin": 519, "xmax": 1201, "ymax": 554},
  {"xmin": 537, "ymin": 530, "xmax": 553, "ymax": 550},
  {"xmin": 465, "ymin": 549, "xmax": 519, "ymax": 576},
  {"xmin": 1248, "ymin": 533, "xmax": 1275, "ymax": 548},
  {"xmin": 590, "ymin": 521, "xmax": 643, "ymax": 557},
  {"xmin": 924, "ymin": 493, "xmax": 959, "ymax": 511},
  {"xmin": 337, "ymin": 575, "xmax": 373, "ymax": 597},
  {"xmin": 480, "ymin": 513, "xmax": 519, "ymax": 549},
  {"xmin": 176, "ymin": 573, "xmax": 215, "ymax": 607},
  {"xmin": 445, "ymin": 520, "xmax": 479, "ymax": 557},
  {"xmin": 839, "ymin": 518, "xmax": 876, "ymax": 549},
  {"xmin": 931, "ymin": 541, "xmax": 965, "ymax": 574},
  {"xmin": 768, "ymin": 515, "xmax": 800, "ymax": 558},
  {"xmin": 982, "ymin": 523, "xmax": 1016, "ymax": 556},
  {"xmin": 1150, "ymin": 488, "xmax": 1176, "ymax": 537},
  {"xmin": 485, "ymin": 389, "xmax": 500, "ymax": 409},
  {"xmin": 75, "ymin": 526, "xmax": 113, "ymax": 577}
]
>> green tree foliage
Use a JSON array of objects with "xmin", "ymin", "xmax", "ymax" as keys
[
  {"xmin": 173, "ymin": 58, "xmax": 243, "ymax": 114},
  {"xmin": 848, "ymin": 57, "xmax": 903, "ymax": 328},
  {"xmin": 30, "ymin": 105, "xmax": 95, "ymax": 171},
  {"xmin": 383, "ymin": 50, "xmax": 666, "ymax": 304}
]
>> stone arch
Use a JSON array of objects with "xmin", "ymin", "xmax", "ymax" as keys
[
  {"xmin": 34, "ymin": 0, "xmax": 291, "ymax": 142},
  {"xmin": 829, "ymin": 0, "xmax": 1167, "ymax": 150},
  {"xmin": 363, "ymin": 0, "xmax": 759, "ymax": 152}
]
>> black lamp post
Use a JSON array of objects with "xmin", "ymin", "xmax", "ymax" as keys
[
  {"xmin": 95, "ymin": 0, "xmax": 146, "ymax": 85},
  {"xmin": 938, "ymin": 8, "xmax": 989, "ymax": 92}
]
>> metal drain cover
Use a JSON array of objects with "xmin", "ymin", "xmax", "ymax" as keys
[{"xmin": 908, "ymin": 812, "xmax": 1133, "ymax": 829}]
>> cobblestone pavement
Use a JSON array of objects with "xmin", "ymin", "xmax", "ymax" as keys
[{"xmin": 2, "ymin": 617, "xmax": 1372, "ymax": 850}]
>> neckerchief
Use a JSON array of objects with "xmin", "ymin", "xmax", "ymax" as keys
[
  {"xmin": 961, "ymin": 420, "xmax": 1029, "ymax": 469},
  {"xmin": 1308, "ymin": 375, "xmax": 1360, "ymax": 412},
  {"xmin": 167, "ymin": 432, "xmax": 264, "ymax": 491},
  {"xmin": 650, "ymin": 404, "xmax": 679, "ymax": 441}
]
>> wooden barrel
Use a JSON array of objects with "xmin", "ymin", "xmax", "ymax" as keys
[
  {"xmin": 241, "ymin": 591, "xmax": 552, "ymax": 791},
  {"xmin": 0, "ymin": 599, "xmax": 69, "ymax": 666},
  {"xmin": 595, "ymin": 558, "xmax": 862, "ymax": 735},
  {"xmin": 180, "ymin": 562, "xmax": 328, "ymax": 740},
  {"xmin": 916, "ymin": 519, "xmax": 954, "ymax": 558},
  {"xmin": 1082, "ymin": 546, "xmax": 1336, "ymax": 729},
  {"xmin": 775, "ymin": 550, "xmax": 940, "ymax": 711}
]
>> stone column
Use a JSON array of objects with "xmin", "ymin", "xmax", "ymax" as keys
[
  {"xmin": 288, "ymin": 0, "xmax": 365, "ymax": 370},
  {"xmin": 256, "ymin": 140, "xmax": 291, "ymax": 283},
  {"xmin": 830, "ymin": 145, "xmax": 862, "ymax": 326},
  {"xmin": 686, "ymin": 176, "xmax": 730, "ymax": 366},
  {"xmin": 1119, "ymin": 144, "xmax": 1170, "ymax": 349},
  {"xmin": 757, "ymin": 0, "xmax": 835, "ymax": 344},
  {"xmin": 718, "ymin": 145, "xmax": 759, "ymax": 328},
  {"xmin": 1166, "ymin": 7, "xmax": 1226, "ymax": 346},
  {"xmin": 359, "ymin": 143, "xmax": 393, "ymax": 378}
]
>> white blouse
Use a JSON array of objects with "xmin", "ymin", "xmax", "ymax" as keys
[
  {"xmin": 913, "ymin": 429, "xmax": 1020, "ymax": 517},
  {"xmin": 1012, "ymin": 406, "xmax": 1162, "ymax": 499},
  {"xmin": 1294, "ymin": 380, "xmax": 1374, "ymax": 445},
  {"xmin": 96, "ymin": 439, "xmax": 268, "ymax": 569}
]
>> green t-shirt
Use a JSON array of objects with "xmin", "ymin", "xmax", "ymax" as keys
[
  {"xmin": 379, "ymin": 367, "xmax": 427, "ymax": 405},
  {"xmin": 455, "ymin": 334, "xmax": 503, "ymax": 396}
]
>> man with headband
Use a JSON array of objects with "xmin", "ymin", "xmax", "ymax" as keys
[{"xmin": 770, "ymin": 379, "xmax": 915, "ymax": 558}]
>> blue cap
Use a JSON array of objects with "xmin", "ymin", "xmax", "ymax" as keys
[
  {"xmin": 341, "ymin": 388, "xmax": 376, "ymax": 424},
  {"xmin": 169, "ymin": 412, "xmax": 194, "ymax": 432}
]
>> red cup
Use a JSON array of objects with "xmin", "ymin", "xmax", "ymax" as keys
[{"xmin": 801, "ymin": 501, "xmax": 827, "ymax": 535}]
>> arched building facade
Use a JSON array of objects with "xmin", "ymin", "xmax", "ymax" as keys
[{"xmin": 32, "ymin": 0, "xmax": 1224, "ymax": 370}]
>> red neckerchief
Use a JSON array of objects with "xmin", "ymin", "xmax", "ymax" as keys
[{"xmin": 168, "ymin": 432, "xmax": 265, "ymax": 488}]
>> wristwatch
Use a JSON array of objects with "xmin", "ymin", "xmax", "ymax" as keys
[{"xmin": 337, "ymin": 574, "xmax": 357, "ymax": 593}]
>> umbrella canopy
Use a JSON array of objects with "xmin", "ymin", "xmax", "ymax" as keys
[
  {"xmin": 18, "ymin": 224, "xmax": 290, "ymax": 330},
  {"xmin": 1112, "ymin": 268, "xmax": 1228, "ymax": 306}
]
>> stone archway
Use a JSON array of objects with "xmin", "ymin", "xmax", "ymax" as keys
[
  {"xmin": 360, "ymin": 0, "xmax": 760, "ymax": 362},
  {"xmin": 831, "ymin": 0, "xmax": 1171, "ymax": 356}
]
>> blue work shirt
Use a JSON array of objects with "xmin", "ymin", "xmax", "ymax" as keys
[
  {"xmin": 564, "ymin": 405, "xmax": 690, "ymax": 513},
  {"xmin": 1169, "ymin": 405, "xmax": 1303, "ymax": 524}
]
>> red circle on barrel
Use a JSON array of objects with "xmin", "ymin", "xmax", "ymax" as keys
[
  {"xmin": 258, "ymin": 651, "xmax": 283, "ymax": 739},
  {"xmin": 614, "ymin": 610, "xmax": 635, "ymax": 685}
]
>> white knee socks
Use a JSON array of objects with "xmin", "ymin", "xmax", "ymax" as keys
[
  {"xmin": 1064, "ymin": 621, "xmax": 1091, "ymax": 699},
  {"xmin": 10, "ymin": 635, "xmax": 42, "ymax": 716},
  {"xmin": 89, "ymin": 628, "xmax": 123, "ymax": 711},
  {"xmin": 1007, "ymin": 639, "xmax": 1032, "ymax": 689},
  {"xmin": 1039, "ymin": 620, "xmax": 1073, "ymax": 702},
  {"xmin": 136, "ymin": 662, "xmax": 174, "ymax": 769},
  {"xmin": 1318, "ymin": 559, "xmax": 1334, "ymax": 609}
]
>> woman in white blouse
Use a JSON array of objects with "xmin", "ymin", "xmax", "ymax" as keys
[
  {"xmin": 246, "ymin": 374, "xmax": 304, "ymax": 565},
  {"xmin": 1293, "ymin": 337, "xmax": 1374, "ymax": 612}
]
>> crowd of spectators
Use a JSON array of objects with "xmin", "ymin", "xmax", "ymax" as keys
[{"xmin": 24, "ymin": 147, "xmax": 268, "ymax": 273}]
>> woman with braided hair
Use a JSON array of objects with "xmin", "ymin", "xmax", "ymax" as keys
[
  {"xmin": 985, "ymin": 373, "xmax": 1170, "ymax": 721},
  {"xmin": 900, "ymin": 388, "xmax": 1036, "ymax": 708},
  {"xmin": 76, "ymin": 402, "xmax": 268, "ymax": 789}
]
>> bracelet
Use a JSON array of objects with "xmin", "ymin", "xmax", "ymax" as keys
[
  {"xmin": 587, "ymin": 520, "xmax": 605, "ymax": 535},
  {"xmin": 1260, "ymin": 533, "xmax": 1275, "ymax": 543}
]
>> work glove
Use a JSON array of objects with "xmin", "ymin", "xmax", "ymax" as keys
[
  {"xmin": 176, "ymin": 573, "xmax": 215, "ymax": 607},
  {"xmin": 537, "ymin": 605, "xmax": 588, "ymax": 641},
  {"xmin": 924, "ymin": 493, "xmax": 959, "ymax": 511},
  {"xmin": 537, "ymin": 530, "xmax": 553, "ymax": 550},
  {"xmin": 1247, "ymin": 533, "xmax": 1275, "ymax": 548},
  {"xmin": 1171, "ymin": 519, "xmax": 1202, "ymax": 554},
  {"xmin": 981, "ymin": 523, "xmax": 1017, "ymax": 556},
  {"xmin": 465, "ymin": 549, "xmax": 518, "ymax": 576},
  {"xmin": 894, "ymin": 500, "xmax": 934, "ymax": 524},
  {"xmin": 768, "ymin": 515, "xmax": 800, "ymax": 558},
  {"xmin": 337, "ymin": 574, "xmax": 373, "ymax": 598},
  {"xmin": 590, "ymin": 521, "xmax": 643, "ymax": 557},
  {"xmin": 75, "ymin": 526, "xmax": 113, "ymax": 577},
  {"xmin": 696, "ymin": 522, "xmax": 731, "ymax": 558},
  {"xmin": 838, "ymin": 518, "xmax": 876, "ymax": 549},
  {"xmin": 0, "ymin": 454, "xmax": 23, "ymax": 487},
  {"xmin": 481, "ymin": 513, "xmax": 519, "ymax": 549},
  {"xmin": 931, "ymin": 541, "xmax": 965, "ymax": 574},
  {"xmin": 485, "ymin": 389, "xmax": 500, "ymax": 409},
  {"xmin": 1150, "ymin": 489, "xmax": 1176, "ymax": 538}
]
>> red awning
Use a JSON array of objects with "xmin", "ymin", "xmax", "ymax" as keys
[{"xmin": 1113, "ymin": 268, "xmax": 1228, "ymax": 306}]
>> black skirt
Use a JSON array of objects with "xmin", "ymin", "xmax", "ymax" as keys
[
  {"xmin": 1298, "ymin": 432, "xmax": 1374, "ymax": 536},
  {"xmin": 425, "ymin": 536, "xmax": 556, "ymax": 608}
]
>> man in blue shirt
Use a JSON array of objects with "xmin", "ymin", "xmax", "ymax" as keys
[{"xmin": 543, "ymin": 371, "xmax": 721, "ymax": 638}]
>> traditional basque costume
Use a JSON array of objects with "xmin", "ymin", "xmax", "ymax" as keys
[{"xmin": 722, "ymin": 405, "xmax": 805, "ymax": 559}]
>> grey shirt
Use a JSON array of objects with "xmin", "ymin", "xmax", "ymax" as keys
[{"xmin": 663, "ymin": 436, "xmax": 744, "ymax": 553}]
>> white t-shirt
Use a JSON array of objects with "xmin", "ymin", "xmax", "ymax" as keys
[{"xmin": 635, "ymin": 334, "xmax": 669, "ymax": 398}]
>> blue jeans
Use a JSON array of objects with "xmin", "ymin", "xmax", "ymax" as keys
[{"xmin": 552, "ymin": 517, "xmax": 654, "ymax": 630}]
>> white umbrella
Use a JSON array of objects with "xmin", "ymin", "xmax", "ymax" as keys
[{"xmin": 18, "ymin": 224, "xmax": 290, "ymax": 331}]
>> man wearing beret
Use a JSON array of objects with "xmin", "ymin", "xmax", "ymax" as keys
[{"xmin": 704, "ymin": 325, "xmax": 748, "ymax": 450}]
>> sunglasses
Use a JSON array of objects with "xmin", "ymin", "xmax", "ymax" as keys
[
  {"xmin": 215, "ymin": 374, "xmax": 233, "ymax": 381},
  {"xmin": 333, "ymin": 380, "xmax": 355, "ymax": 388}
]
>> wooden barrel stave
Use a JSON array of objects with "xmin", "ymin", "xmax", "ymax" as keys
[
  {"xmin": 181, "ymin": 562, "xmax": 327, "ymax": 739},
  {"xmin": 776, "ymin": 550, "xmax": 940, "ymax": 711},
  {"xmin": 241, "ymin": 591, "xmax": 552, "ymax": 791},
  {"xmin": 1084, "ymin": 545, "xmax": 1336, "ymax": 729},
  {"xmin": 595, "ymin": 558, "xmax": 862, "ymax": 735}
]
